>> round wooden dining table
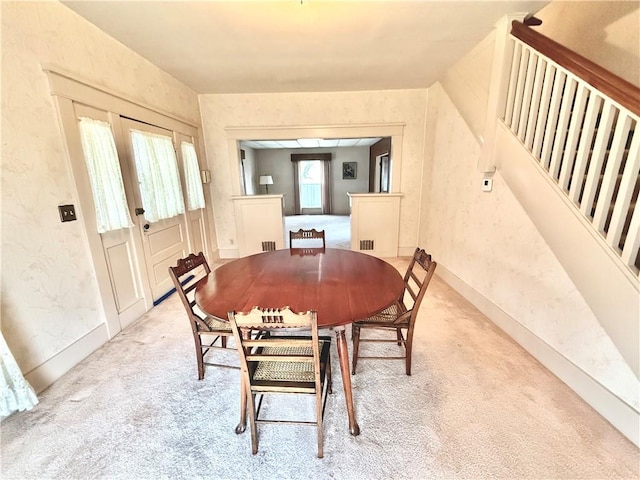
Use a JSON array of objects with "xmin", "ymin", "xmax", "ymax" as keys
[{"xmin": 195, "ymin": 247, "xmax": 405, "ymax": 436}]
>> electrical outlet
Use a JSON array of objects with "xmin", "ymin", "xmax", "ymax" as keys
[{"xmin": 58, "ymin": 204, "xmax": 77, "ymax": 222}]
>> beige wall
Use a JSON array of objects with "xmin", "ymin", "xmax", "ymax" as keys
[
  {"xmin": 254, "ymin": 146, "xmax": 369, "ymax": 216},
  {"xmin": 1, "ymin": 2, "xmax": 201, "ymax": 373},
  {"xmin": 440, "ymin": 30, "xmax": 496, "ymax": 143},
  {"xmin": 199, "ymin": 90, "xmax": 428, "ymax": 252},
  {"xmin": 536, "ymin": 1, "xmax": 640, "ymax": 88},
  {"xmin": 421, "ymin": 83, "xmax": 638, "ymax": 409},
  {"xmin": 420, "ymin": 1, "xmax": 640, "ymax": 411}
]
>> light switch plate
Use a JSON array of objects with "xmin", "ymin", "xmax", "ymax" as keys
[{"xmin": 58, "ymin": 204, "xmax": 77, "ymax": 222}]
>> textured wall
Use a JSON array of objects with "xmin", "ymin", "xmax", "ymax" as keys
[
  {"xmin": 199, "ymin": 90, "xmax": 428, "ymax": 251},
  {"xmin": 536, "ymin": 1, "xmax": 639, "ymax": 88},
  {"xmin": 420, "ymin": 82, "xmax": 638, "ymax": 409},
  {"xmin": 1, "ymin": 2, "xmax": 200, "ymax": 373}
]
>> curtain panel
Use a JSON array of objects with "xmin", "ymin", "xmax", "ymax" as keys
[
  {"xmin": 130, "ymin": 130, "xmax": 185, "ymax": 223},
  {"xmin": 78, "ymin": 117, "xmax": 134, "ymax": 233},
  {"xmin": 180, "ymin": 141, "xmax": 206, "ymax": 211}
]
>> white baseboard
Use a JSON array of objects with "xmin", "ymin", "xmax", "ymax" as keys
[
  {"xmin": 436, "ymin": 264, "xmax": 640, "ymax": 447},
  {"xmin": 398, "ymin": 246, "xmax": 415, "ymax": 257},
  {"xmin": 218, "ymin": 248, "xmax": 239, "ymax": 259},
  {"xmin": 25, "ymin": 323, "xmax": 109, "ymax": 394},
  {"xmin": 208, "ymin": 248, "xmax": 221, "ymax": 262}
]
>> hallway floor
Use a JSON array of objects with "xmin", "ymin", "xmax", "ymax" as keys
[{"xmin": 285, "ymin": 214, "xmax": 350, "ymax": 248}]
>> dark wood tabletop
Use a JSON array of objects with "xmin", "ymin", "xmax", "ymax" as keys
[
  {"xmin": 195, "ymin": 248, "xmax": 404, "ymax": 327},
  {"xmin": 194, "ymin": 247, "xmax": 405, "ymax": 436}
]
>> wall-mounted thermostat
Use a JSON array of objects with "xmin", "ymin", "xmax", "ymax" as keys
[{"xmin": 481, "ymin": 178, "xmax": 493, "ymax": 192}]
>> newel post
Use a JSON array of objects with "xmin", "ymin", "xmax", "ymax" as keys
[{"xmin": 478, "ymin": 13, "xmax": 527, "ymax": 173}]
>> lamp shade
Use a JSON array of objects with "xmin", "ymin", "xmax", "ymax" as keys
[{"xmin": 259, "ymin": 175, "xmax": 274, "ymax": 186}]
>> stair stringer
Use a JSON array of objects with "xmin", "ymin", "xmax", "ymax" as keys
[{"xmin": 494, "ymin": 121, "xmax": 640, "ymax": 378}]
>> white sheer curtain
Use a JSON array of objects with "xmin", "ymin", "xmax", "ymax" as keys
[
  {"xmin": 130, "ymin": 130, "xmax": 185, "ymax": 223},
  {"xmin": 1, "ymin": 332, "xmax": 38, "ymax": 418},
  {"xmin": 180, "ymin": 141, "xmax": 205, "ymax": 210},
  {"xmin": 78, "ymin": 117, "xmax": 134, "ymax": 233}
]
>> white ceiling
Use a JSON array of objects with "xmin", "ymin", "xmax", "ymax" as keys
[
  {"xmin": 62, "ymin": 0, "xmax": 548, "ymax": 95},
  {"xmin": 241, "ymin": 137, "xmax": 381, "ymax": 149}
]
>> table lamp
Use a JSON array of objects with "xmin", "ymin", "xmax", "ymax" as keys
[{"xmin": 259, "ymin": 175, "xmax": 274, "ymax": 194}]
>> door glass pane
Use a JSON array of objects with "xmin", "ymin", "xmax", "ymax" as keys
[
  {"xmin": 130, "ymin": 129, "xmax": 185, "ymax": 222},
  {"xmin": 180, "ymin": 141, "xmax": 206, "ymax": 210},
  {"xmin": 78, "ymin": 117, "xmax": 134, "ymax": 233},
  {"xmin": 299, "ymin": 160, "xmax": 322, "ymax": 208}
]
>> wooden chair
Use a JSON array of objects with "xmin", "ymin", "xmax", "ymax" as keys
[
  {"xmin": 289, "ymin": 228, "xmax": 326, "ymax": 248},
  {"xmin": 228, "ymin": 307, "xmax": 332, "ymax": 458},
  {"xmin": 351, "ymin": 248, "xmax": 437, "ymax": 376},
  {"xmin": 168, "ymin": 252, "xmax": 238, "ymax": 380},
  {"xmin": 289, "ymin": 247, "xmax": 326, "ymax": 257}
]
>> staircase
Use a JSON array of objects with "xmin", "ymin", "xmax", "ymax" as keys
[{"xmin": 496, "ymin": 21, "xmax": 640, "ymax": 377}]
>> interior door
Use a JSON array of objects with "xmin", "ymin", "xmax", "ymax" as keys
[
  {"xmin": 120, "ymin": 118, "xmax": 189, "ymax": 302},
  {"xmin": 74, "ymin": 104, "xmax": 149, "ymax": 329}
]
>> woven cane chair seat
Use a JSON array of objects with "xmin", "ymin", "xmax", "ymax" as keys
[
  {"xmin": 169, "ymin": 252, "xmax": 238, "ymax": 379},
  {"xmin": 228, "ymin": 307, "xmax": 332, "ymax": 458},
  {"xmin": 359, "ymin": 304, "xmax": 407, "ymax": 325},
  {"xmin": 252, "ymin": 339, "xmax": 331, "ymax": 383},
  {"xmin": 352, "ymin": 248, "xmax": 437, "ymax": 376},
  {"xmin": 203, "ymin": 315, "xmax": 233, "ymax": 332}
]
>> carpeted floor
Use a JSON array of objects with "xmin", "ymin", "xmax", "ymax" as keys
[
  {"xmin": 1, "ymin": 256, "xmax": 638, "ymax": 479},
  {"xmin": 285, "ymin": 215, "xmax": 350, "ymax": 249}
]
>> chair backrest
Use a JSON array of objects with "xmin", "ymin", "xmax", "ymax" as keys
[
  {"xmin": 228, "ymin": 307, "xmax": 322, "ymax": 388},
  {"xmin": 289, "ymin": 228, "xmax": 326, "ymax": 248},
  {"xmin": 400, "ymin": 248, "xmax": 437, "ymax": 320},
  {"xmin": 168, "ymin": 252, "xmax": 212, "ymax": 332},
  {"xmin": 289, "ymin": 247, "xmax": 326, "ymax": 257}
]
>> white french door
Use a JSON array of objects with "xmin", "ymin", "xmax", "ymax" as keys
[
  {"xmin": 74, "ymin": 104, "xmax": 149, "ymax": 330},
  {"xmin": 120, "ymin": 118, "xmax": 190, "ymax": 303}
]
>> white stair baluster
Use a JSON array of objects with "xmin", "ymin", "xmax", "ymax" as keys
[
  {"xmin": 580, "ymin": 100, "xmax": 617, "ymax": 218},
  {"xmin": 593, "ymin": 112, "xmax": 632, "ymax": 232},
  {"xmin": 558, "ymin": 82, "xmax": 589, "ymax": 192},
  {"xmin": 607, "ymin": 124, "xmax": 639, "ymax": 251},
  {"xmin": 549, "ymin": 76, "xmax": 578, "ymax": 180},
  {"xmin": 569, "ymin": 94, "xmax": 603, "ymax": 204},
  {"xmin": 531, "ymin": 62, "xmax": 555, "ymax": 159},
  {"xmin": 540, "ymin": 69, "xmax": 566, "ymax": 170}
]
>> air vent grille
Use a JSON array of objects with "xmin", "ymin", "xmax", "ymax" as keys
[
  {"xmin": 360, "ymin": 240, "xmax": 374, "ymax": 251},
  {"xmin": 261, "ymin": 241, "xmax": 276, "ymax": 252}
]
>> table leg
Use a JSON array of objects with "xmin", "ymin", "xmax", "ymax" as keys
[
  {"xmin": 235, "ymin": 329, "xmax": 249, "ymax": 434},
  {"xmin": 335, "ymin": 326, "xmax": 360, "ymax": 436}
]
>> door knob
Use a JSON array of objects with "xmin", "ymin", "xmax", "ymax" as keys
[{"xmin": 143, "ymin": 223, "xmax": 150, "ymax": 231}]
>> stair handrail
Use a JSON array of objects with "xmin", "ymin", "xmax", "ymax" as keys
[{"xmin": 510, "ymin": 20, "xmax": 640, "ymax": 116}]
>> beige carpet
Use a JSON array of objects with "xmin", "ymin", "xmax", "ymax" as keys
[
  {"xmin": 1, "ymin": 256, "xmax": 638, "ymax": 479},
  {"xmin": 285, "ymin": 215, "xmax": 350, "ymax": 249}
]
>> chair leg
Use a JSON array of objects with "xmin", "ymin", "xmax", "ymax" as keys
[
  {"xmin": 194, "ymin": 334, "xmax": 205, "ymax": 380},
  {"xmin": 396, "ymin": 328, "xmax": 403, "ymax": 346},
  {"xmin": 221, "ymin": 335, "xmax": 227, "ymax": 348},
  {"xmin": 351, "ymin": 325, "xmax": 361, "ymax": 375},
  {"xmin": 327, "ymin": 357, "xmax": 333, "ymax": 394},
  {"xmin": 316, "ymin": 390, "xmax": 324, "ymax": 458},
  {"xmin": 405, "ymin": 327, "xmax": 414, "ymax": 376},
  {"xmin": 248, "ymin": 393, "xmax": 259, "ymax": 455}
]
